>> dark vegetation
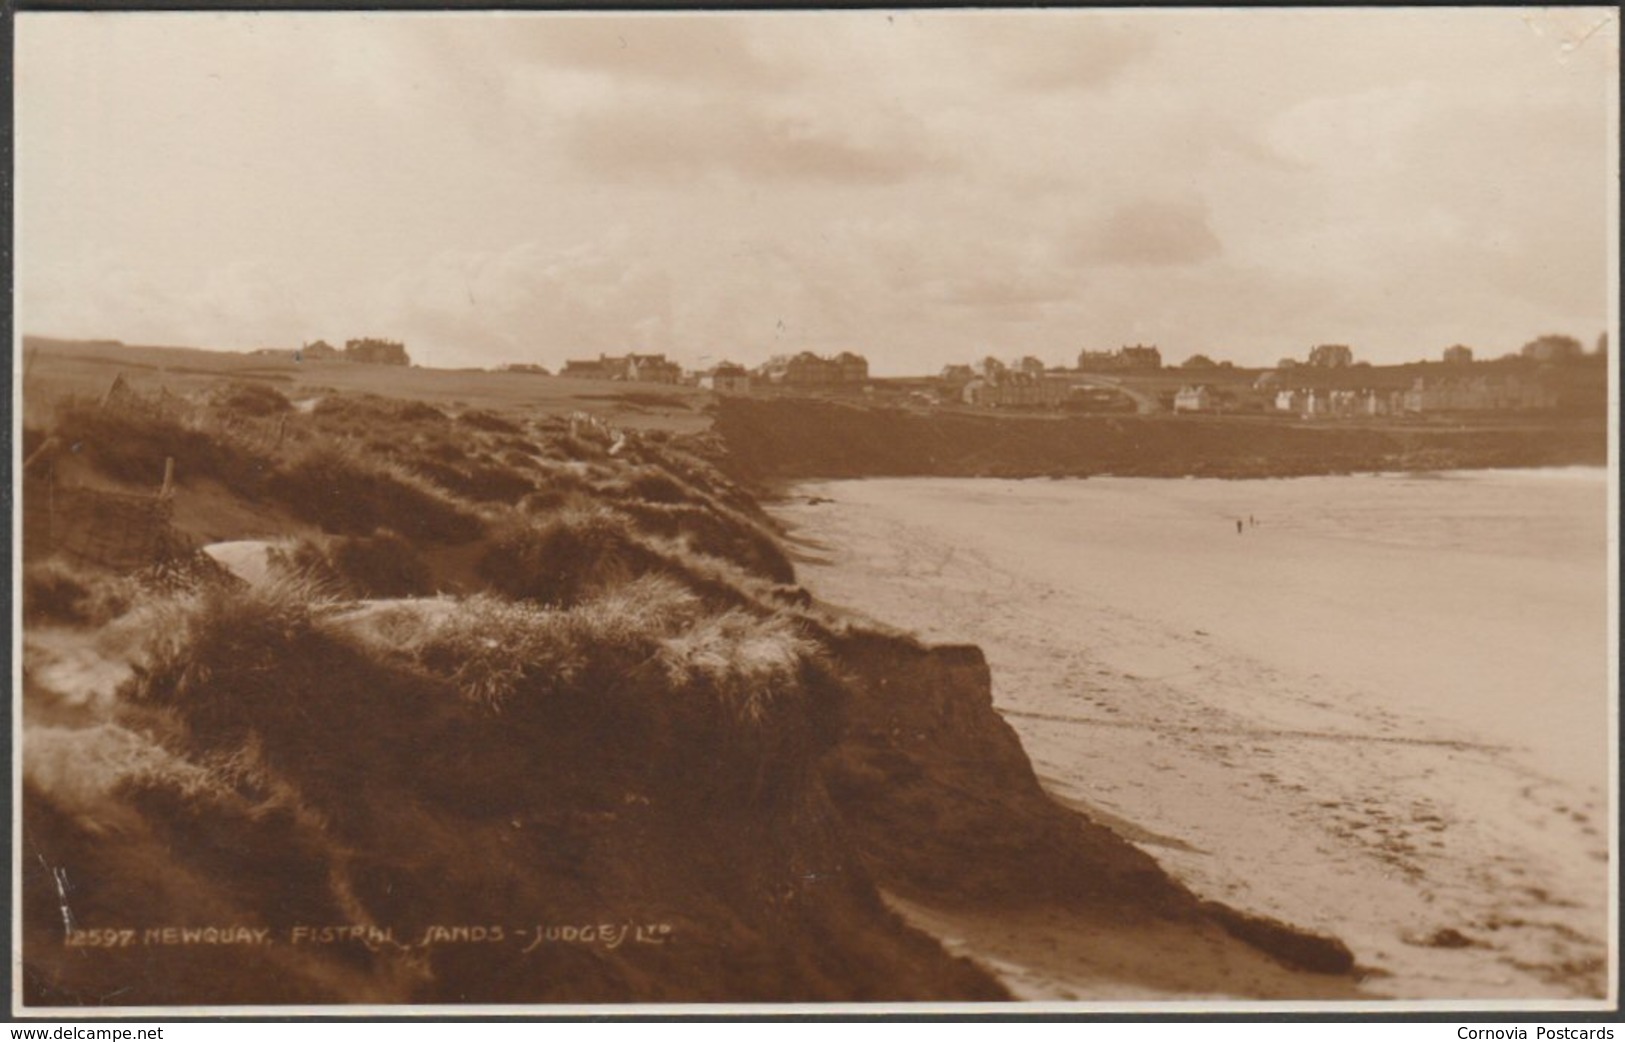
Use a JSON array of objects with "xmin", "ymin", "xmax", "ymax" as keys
[
  {"xmin": 205, "ymin": 381, "xmax": 292, "ymax": 417},
  {"xmin": 21, "ymin": 378, "xmax": 1356, "ymax": 1007},
  {"xmin": 714, "ymin": 396, "xmax": 1609, "ymax": 481},
  {"xmin": 266, "ymin": 444, "xmax": 486, "ymax": 544},
  {"xmin": 270, "ymin": 530, "xmax": 436, "ymax": 599},
  {"xmin": 22, "ymin": 558, "xmax": 137, "ymax": 627},
  {"xmin": 49, "ymin": 396, "xmax": 273, "ymax": 495}
]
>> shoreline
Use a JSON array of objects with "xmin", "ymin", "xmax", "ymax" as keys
[{"xmin": 771, "ymin": 472, "xmax": 1611, "ymax": 1002}]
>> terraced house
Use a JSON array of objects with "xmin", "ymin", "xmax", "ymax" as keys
[
  {"xmin": 561, "ymin": 352, "xmax": 681, "ymax": 383},
  {"xmin": 758, "ymin": 351, "xmax": 870, "ymax": 388}
]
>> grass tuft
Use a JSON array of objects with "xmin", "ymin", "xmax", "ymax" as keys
[
  {"xmin": 121, "ymin": 574, "xmax": 337, "ymax": 744},
  {"xmin": 476, "ymin": 507, "xmax": 663, "ymax": 607},
  {"xmin": 267, "ymin": 443, "xmax": 484, "ymax": 544},
  {"xmin": 657, "ymin": 609, "xmax": 823, "ymax": 729},
  {"xmin": 51, "ymin": 396, "xmax": 273, "ymax": 495},
  {"xmin": 269, "ymin": 530, "xmax": 436, "ymax": 599},
  {"xmin": 458, "ymin": 409, "xmax": 522, "ymax": 435},
  {"xmin": 207, "ymin": 382, "xmax": 292, "ymax": 417}
]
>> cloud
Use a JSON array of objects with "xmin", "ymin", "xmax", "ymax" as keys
[
  {"xmin": 15, "ymin": 11, "xmax": 1615, "ymax": 373},
  {"xmin": 930, "ymin": 15, "xmax": 1157, "ymax": 92},
  {"xmin": 562, "ymin": 100, "xmax": 941, "ymax": 185},
  {"xmin": 930, "ymin": 273, "xmax": 1078, "ymax": 314},
  {"xmin": 20, "ymin": 253, "xmax": 315, "ymax": 350},
  {"xmin": 1070, "ymin": 198, "xmax": 1224, "ymax": 267},
  {"xmin": 371, "ymin": 240, "xmax": 674, "ymax": 365},
  {"xmin": 494, "ymin": 17, "xmax": 798, "ymax": 92}
]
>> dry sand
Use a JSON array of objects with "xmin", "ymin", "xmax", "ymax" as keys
[{"xmin": 773, "ymin": 470, "xmax": 1612, "ymax": 1003}]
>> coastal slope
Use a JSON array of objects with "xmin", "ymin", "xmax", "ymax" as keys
[{"xmin": 21, "ymin": 371, "xmax": 1357, "ymax": 1007}]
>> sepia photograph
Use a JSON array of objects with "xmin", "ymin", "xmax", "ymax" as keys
[{"xmin": 10, "ymin": 6, "xmax": 1619, "ymax": 1015}]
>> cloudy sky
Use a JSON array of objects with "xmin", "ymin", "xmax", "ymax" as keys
[{"xmin": 16, "ymin": 9, "xmax": 1618, "ymax": 374}]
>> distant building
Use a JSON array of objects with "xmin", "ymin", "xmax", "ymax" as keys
[
  {"xmin": 344, "ymin": 338, "xmax": 410, "ymax": 366},
  {"xmin": 300, "ymin": 340, "xmax": 339, "ymax": 361},
  {"xmin": 700, "ymin": 362, "xmax": 752, "ymax": 394},
  {"xmin": 1275, "ymin": 386, "xmax": 1394, "ymax": 418},
  {"xmin": 557, "ymin": 353, "xmax": 678, "ymax": 382},
  {"xmin": 1173, "ymin": 385, "xmax": 1215, "ymax": 413},
  {"xmin": 1077, "ymin": 344, "xmax": 1162, "ymax": 371},
  {"xmin": 1119, "ymin": 344, "xmax": 1162, "ymax": 369},
  {"xmin": 756, "ymin": 355, "xmax": 790, "ymax": 384},
  {"xmin": 561, "ymin": 355, "xmax": 628, "ymax": 380},
  {"xmin": 1442, "ymin": 344, "xmax": 1474, "ymax": 365},
  {"xmin": 785, "ymin": 352, "xmax": 839, "ymax": 386},
  {"xmin": 758, "ymin": 351, "xmax": 869, "ymax": 388},
  {"xmin": 627, "ymin": 353, "xmax": 681, "ymax": 384},
  {"xmin": 834, "ymin": 351, "xmax": 870, "ymax": 384},
  {"xmin": 1404, "ymin": 374, "xmax": 1558, "ymax": 413},
  {"xmin": 973, "ymin": 356, "xmax": 1008, "ymax": 380}
]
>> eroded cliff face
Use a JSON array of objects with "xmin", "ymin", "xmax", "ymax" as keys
[
  {"xmin": 823, "ymin": 635, "xmax": 1190, "ymax": 908},
  {"xmin": 713, "ymin": 397, "xmax": 1607, "ymax": 481},
  {"xmin": 817, "ymin": 631, "xmax": 1355, "ymax": 977}
]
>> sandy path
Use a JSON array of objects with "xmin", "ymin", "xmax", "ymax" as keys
[{"xmin": 773, "ymin": 473, "xmax": 1611, "ymax": 1003}]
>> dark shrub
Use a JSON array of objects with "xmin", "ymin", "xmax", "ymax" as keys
[
  {"xmin": 394, "ymin": 401, "xmax": 447, "ymax": 424},
  {"xmin": 615, "ymin": 501, "xmax": 794, "ymax": 583},
  {"xmin": 458, "ymin": 410, "xmax": 521, "ymax": 435},
  {"xmin": 52, "ymin": 397, "xmax": 272, "ymax": 495},
  {"xmin": 271, "ymin": 531, "xmax": 435, "ymax": 599},
  {"xmin": 411, "ymin": 457, "xmax": 535, "ymax": 505},
  {"xmin": 620, "ymin": 468, "xmax": 693, "ymax": 505},
  {"xmin": 208, "ymin": 382, "xmax": 291, "ymax": 417},
  {"xmin": 310, "ymin": 394, "xmax": 447, "ymax": 435},
  {"xmin": 23, "ymin": 559, "xmax": 135, "ymax": 625},
  {"xmin": 121, "ymin": 577, "xmax": 332, "ymax": 748},
  {"xmin": 476, "ymin": 509, "xmax": 662, "ymax": 608},
  {"xmin": 326, "ymin": 530, "xmax": 435, "ymax": 597}
]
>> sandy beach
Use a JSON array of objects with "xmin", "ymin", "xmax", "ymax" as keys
[{"xmin": 773, "ymin": 470, "xmax": 1612, "ymax": 1002}]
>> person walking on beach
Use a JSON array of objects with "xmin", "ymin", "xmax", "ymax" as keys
[{"xmin": 1236, "ymin": 519, "xmax": 1244, "ymax": 535}]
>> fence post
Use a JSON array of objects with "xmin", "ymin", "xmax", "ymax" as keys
[
  {"xmin": 100, "ymin": 373, "xmax": 126, "ymax": 408},
  {"xmin": 23, "ymin": 436, "xmax": 59, "ymax": 472},
  {"xmin": 46, "ymin": 465, "xmax": 56, "ymax": 554},
  {"xmin": 160, "ymin": 457, "xmax": 175, "ymax": 498}
]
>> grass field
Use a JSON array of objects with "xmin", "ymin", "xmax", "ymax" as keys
[{"xmin": 20, "ymin": 337, "xmax": 714, "ymax": 434}]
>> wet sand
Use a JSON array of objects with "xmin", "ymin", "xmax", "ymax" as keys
[{"xmin": 773, "ymin": 470, "xmax": 1612, "ymax": 1003}]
